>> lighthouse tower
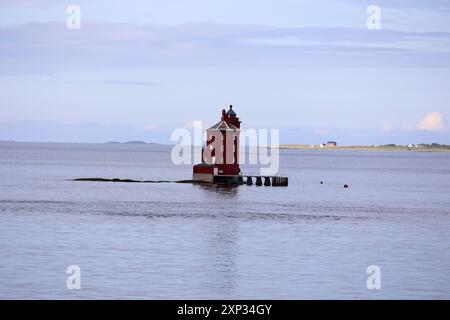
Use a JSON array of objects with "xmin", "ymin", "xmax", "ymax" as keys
[{"xmin": 192, "ymin": 105, "xmax": 241, "ymax": 183}]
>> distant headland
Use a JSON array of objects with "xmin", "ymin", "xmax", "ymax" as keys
[{"xmin": 105, "ymin": 141, "xmax": 160, "ymax": 145}]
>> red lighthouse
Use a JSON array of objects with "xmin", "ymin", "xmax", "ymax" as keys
[{"xmin": 193, "ymin": 105, "xmax": 241, "ymax": 183}]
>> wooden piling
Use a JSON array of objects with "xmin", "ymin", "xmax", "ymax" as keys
[{"xmin": 272, "ymin": 176, "xmax": 288, "ymax": 186}]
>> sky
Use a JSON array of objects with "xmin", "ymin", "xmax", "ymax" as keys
[{"xmin": 0, "ymin": 0, "xmax": 449, "ymax": 145}]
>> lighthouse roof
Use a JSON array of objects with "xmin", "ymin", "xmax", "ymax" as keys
[
  {"xmin": 208, "ymin": 120, "xmax": 239, "ymax": 131},
  {"xmin": 226, "ymin": 105, "xmax": 236, "ymax": 116}
]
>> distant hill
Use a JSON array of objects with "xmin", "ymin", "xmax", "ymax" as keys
[{"xmin": 105, "ymin": 141, "xmax": 164, "ymax": 145}]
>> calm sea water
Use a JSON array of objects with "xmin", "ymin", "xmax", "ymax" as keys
[{"xmin": 0, "ymin": 141, "xmax": 449, "ymax": 299}]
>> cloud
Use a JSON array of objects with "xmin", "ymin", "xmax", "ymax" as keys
[
  {"xmin": 73, "ymin": 80, "xmax": 163, "ymax": 86},
  {"xmin": 0, "ymin": 0, "xmax": 92, "ymax": 8},
  {"xmin": 346, "ymin": 0, "xmax": 450, "ymax": 10},
  {"xmin": 1, "ymin": 22, "xmax": 450, "ymax": 75},
  {"xmin": 183, "ymin": 121, "xmax": 200, "ymax": 129},
  {"xmin": 143, "ymin": 124, "xmax": 160, "ymax": 130},
  {"xmin": 417, "ymin": 111, "xmax": 448, "ymax": 132},
  {"xmin": 400, "ymin": 124, "xmax": 414, "ymax": 132},
  {"xmin": 314, "ymin": 129, "xmax": 332, "ymax": 136},
  {"xmin": 381, "ymin": 123, "xmax": 394, "ymax": 132},
  {"xmin": 0, "ymin": 0, "xmax": 72, "ymax": 8}
]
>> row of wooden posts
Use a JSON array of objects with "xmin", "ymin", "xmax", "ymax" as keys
[{"xmin": 240, "ymin": 176, "xmax": 288, "ymax": 187}]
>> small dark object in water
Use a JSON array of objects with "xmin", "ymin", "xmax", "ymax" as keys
[
  {"xmin": 344, "ymin": 184, "xmax": 349, "ymax": 188},
  {"xmin": 320, "ymin": 181, "xmax": 323, "ymax": 184}
]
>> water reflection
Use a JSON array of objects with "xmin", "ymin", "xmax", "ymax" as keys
[
  {"xmin": 195, "ymin": 183, "xmax": 240, "ymax": 197},
  {"xmin": 197, "ymin": 209, "xmax": 240, "ymax": 296}
]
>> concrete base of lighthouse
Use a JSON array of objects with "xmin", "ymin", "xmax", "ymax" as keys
[
  {"xmin": 192, "ymin": 173, "xmax": 214, "ymax": 183},
  {"xmin": 193, "ymin": 164, "xmax": 243, "ymax": 184},
  {"xmin": 192, "ymin": 173, "xmax": 242, "ymax": 184},
  {"xmin": 192, "ymin": 164, "xmax": 215, "ymax": 183}
]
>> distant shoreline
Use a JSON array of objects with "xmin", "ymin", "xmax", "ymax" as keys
[
  {"xmin": 279, "ymin": 144, "xmax": 450, "ymax": 152},
  {"xmin": 0, "ymin": 140, "xmax": 167, "ymax": 146},
  {"xmin": 1, "ymin": 140, "xmax": 450, "ymax": 152}
]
